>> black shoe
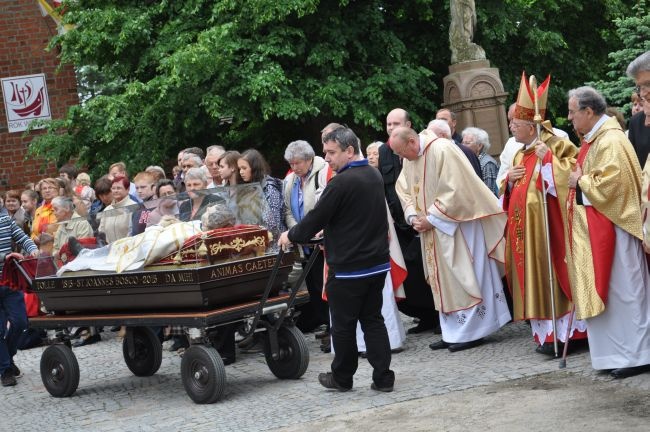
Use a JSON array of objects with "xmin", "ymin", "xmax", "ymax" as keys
[
  {"xmin": 610, "ymin": 365, "xmax": 650, "ymax": 379},
  {"xmin": 535, "ymin": 343, "xmax": 560, "ymax": 356},
  {"xmin": 429, "ymin": 340, "xmax": 450, "ymax": 350},
  {"xmin": 222, "ymin": 356, "xmax": 236, "ymax": 366},
  {"xmin": 448, "ymin": 339, "xmax": 484, "ymax": 353},
  {"xmin": 72, "ymin": 333, "xmax": 101, "ymax": 348},
  {"xmin": 67, "ymin": 236, "xmax": 83, "ymax": 256},
  {"xmin": 10, "ymin": 363, "xmax": 21, "ymax": 378},
  {"xmin": 169, "ymin": 336, "xmax": 190, "ymax": 352},
  {"xmin": 371, "ymin": 382, "xmax": 394, "ymax": 392},
  {"xmin": 1, "ymin": 370, "xmax": 16, "ymax": 387},
  {"xmin": 318, "ymin": 372, "xmax": 351, "ymax": 392},
  {"xmin": 109, "ymin": 326, "xmax": 121, "ymax": 332},
  {"xmin": 359, "ymin": 351, "xmax": 367, "ymax": 359},
  {"xmin": 320, "ymin": 338, "xmax": 331, "ymax": 353},
  {"xmin": 407, "ymin": 323, "xmax": 435, "ymax": 334},
  {"xmin": 391, "ymin": 347, "xmax": 404, "ymax": 354}
]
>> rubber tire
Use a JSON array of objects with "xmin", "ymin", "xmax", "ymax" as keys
[
  {"xmin": 40, "ymin": 344, "xmax": 80, "ymax": 398},
  {"xmin": 181, "ymin": 345, "xmax": 226, "ymax": 404},
  {"xmin": 264, "ymin": 325, "xmax": 309, "ymax": 379},
  {"xmin": 122, "ymin": 327, "xmax": 163, "ymax": 377}
]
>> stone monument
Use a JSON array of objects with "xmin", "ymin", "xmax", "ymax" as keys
[{"xmin": 442, "ymin": 0, "xmax": 509, "ymax": 156}]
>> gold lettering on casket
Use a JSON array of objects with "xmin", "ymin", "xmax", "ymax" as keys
[
  {"xmin": 177, "ymin": 272, "xmax": 193, "ymax": 283},
  {"xmin": 35, "ymin": 280, "xmax": 56, "ymax": 290},
  {"xmin": 210, "ymin": 263, "xmax": 244, "ymax": 279}
]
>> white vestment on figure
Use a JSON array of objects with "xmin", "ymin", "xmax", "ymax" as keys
[
  {"xmin": 586, "ymin": 226, "xmax": 650, "ymax": 369},
  {"xmin": 57, "ymin": 221, "xmax": 202, "ymax": 275},
  {"xmin": 356, "ymin": 272, "xmax": 406, "ymax": 351},
  {"xmin": 437, "ymin": 220, "xmax": 511, "ymax": 343}
]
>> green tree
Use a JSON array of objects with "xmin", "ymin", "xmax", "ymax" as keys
[
  {"xmin": 29, "ymin": 0, "xmax": 633, "ymax": 176},
  {"xmin": 589, "ymin": 0, "xmax": 650, "ymax": 115}
]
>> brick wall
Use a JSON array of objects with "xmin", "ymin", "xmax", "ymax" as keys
[{"xmin": 0, "ymin": 0, "xmax": 78, "ymax": 193}]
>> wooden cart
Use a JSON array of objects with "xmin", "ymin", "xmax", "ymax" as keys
[{"xmin": 23, "ymin": 248, "xmax": 321, "ymax": 404}]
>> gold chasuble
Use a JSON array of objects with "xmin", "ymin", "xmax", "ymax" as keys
[
  {"xmin": 567, "ymin": 117, "xmax": 643, "ymax": 320},
  {"xmin": 395, "ymin": 130, "xmax": 507, "ymax": 313},
  {"xmin": 502, "ymin": 123, "xmax": 578, "ymax": 321}
]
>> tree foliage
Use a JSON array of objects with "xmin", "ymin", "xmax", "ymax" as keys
[
  {"xmin": 589, "ymin": 0, "xmax": 650, "ymax": 115},
  {"xmin": 29, "ymin": 0, "xmax": 634, "ymax": 176}
]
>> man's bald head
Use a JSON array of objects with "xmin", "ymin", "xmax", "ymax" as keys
[
  {"xmin": 389, "ymin": 126, "xmax": 420, "ymax": 161},
  {"xmin": 386, "ymin": 108, "xmax": 412, "ymax": 136}
]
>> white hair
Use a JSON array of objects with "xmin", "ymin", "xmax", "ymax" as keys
[
  {"xmin": 427, "ymin": 119, "xmax": 452, "ymax": 138},
  {"xmin": 461, "ymin": 127, "xmax": 491, "ymax": 151}
]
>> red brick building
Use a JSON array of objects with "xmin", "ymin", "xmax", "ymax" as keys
[{"xmin": 0, "ymin": 0, "xmax": 78, "ymax": 192}]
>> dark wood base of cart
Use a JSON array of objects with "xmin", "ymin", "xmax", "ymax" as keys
[{"xmin": 30, "ymin": 291, "xmax": 310, "ymax": 404}]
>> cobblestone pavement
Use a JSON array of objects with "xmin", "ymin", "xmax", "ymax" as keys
[{"xmin": 4, "ymin": 320, "xmax": 650, "ymax": 431}]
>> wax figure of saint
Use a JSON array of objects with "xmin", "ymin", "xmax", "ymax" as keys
[
  {"xmin": 393, "ymin": 126, "xmax": 511, "ymax": 353},
  {"xmin": 501, "ymin": 73, "xmax": 586, "ymax": 354},
  {"xmin": 566, "ymin": 86, "xmax": 650, "ymax": 379}
]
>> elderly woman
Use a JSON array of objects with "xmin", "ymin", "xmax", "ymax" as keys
[
  {"xmin": 98, "ymin": 176, "xmax": 137, "ymax": 243},
  {"xmin": 51, "ymin": 196, "xmax": 93, "ymax": 256},
  {"xmin": 282, "ymin": 140, "xmax": 330, "ymax": 334},
  {"xmin": 31, "ymin": 178, "xmax": 59, "ymax": 242},
  {"xmin": 365, "ymin": 141, "xmax": 382, "ymax": 169},
  {"xmin": 462, "ymin": 127, "xmax": 499, "ymax": 196},
  {"xmin": 178, "ymin": 167, "xmax": 220, "ymax": 221},
  {"xmin": 238, "ymin": 149, "xmax": 286, "ymax": 243}
]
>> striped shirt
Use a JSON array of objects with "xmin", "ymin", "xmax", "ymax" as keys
[{"xmin": 0, "ymin": 215, "xmax": 37, "ymax": 271}]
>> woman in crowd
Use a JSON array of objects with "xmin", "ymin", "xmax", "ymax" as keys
[
  {"xmin": 282, "ymin": 140, "xmax": 329, "ymax": 336},
  {"xmin": 31, "ymin": 178, "xmax": 59, "ymax": 243},
  {"xmin": 4, "ymin": 190, "xmax": 27, "ymax": 235},
  {"xmin": 462, "ymin": 127, "xmax": 499, "ymax": 196},
  {"xmin": 146, "ymin": 180, "xmax": 179, "ymax": 227},
  {"xmin": 20, "ymin": 190, "xmax": 38, "ymax": 237},
  {"xmin": 98, "ymin": 176, "xmax": 137, "ymax": 244},
  {"xmin": 366, "ymin": 141, "xmax": 382, "ymax": 169},
  {"xmin": 178, "ymin": 168, "xmax": 219, "ymax": 221},
  {"xmin": 217, "ymin": 151, "xmax": 243, "ymax": 186},
  {"xmin": 238, "ymin": 149, "xmax": 286, "ymax": 243}
]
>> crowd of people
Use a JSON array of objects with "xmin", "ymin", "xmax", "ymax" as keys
[{"xmin": 0, "ymin": 51, "xmax": 649, "ymax": 393}]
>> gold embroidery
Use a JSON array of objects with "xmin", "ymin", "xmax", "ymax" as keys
[{"xmin": 208, "ymin": 236, "xmax": 268, "ymax": 255}]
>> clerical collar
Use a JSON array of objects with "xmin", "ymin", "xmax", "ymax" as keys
[
  {"xmin": 584, "ymin": 114, "xmax": 610, "ymax": 142},
  {"xmin": 337, "ymin": 158, "xmax": 368, "ymax": 173},
  {"xmin": 418, "ymin": 134, "xmax": 427, "ymax": 156}
]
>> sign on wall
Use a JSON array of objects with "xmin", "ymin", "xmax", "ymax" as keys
[{"xmin": 1, "ymin": 73, "xmax": 52, "ymax": 133}]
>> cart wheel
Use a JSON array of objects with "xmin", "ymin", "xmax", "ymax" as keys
[
  {"xmin": 123, "ymin": 327, "xmax": 163, "ymax": 377},
  {"xmin": 181, "ymin": 345, "xmax": 226, "ymax": 404},
  {"xmin": 264, "ymin": 325, "xmax": 309, "ymax": 379},
  {"xmin": 40, "ymin": 344, "xmax": 80, "ymax": 398}
]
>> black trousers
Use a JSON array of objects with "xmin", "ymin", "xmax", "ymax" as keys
[
  {"xmin": 327, "ymin": 272, "xmax": 394, "ymax": 389},
  {"xmin": 296, "ymin": 251, "xmax": 329, "ymax": 332}
]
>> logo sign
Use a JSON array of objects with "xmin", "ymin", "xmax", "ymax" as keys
[{"xmin": 1, "ymin": 73, "xmax": 52, "ymax": 133}]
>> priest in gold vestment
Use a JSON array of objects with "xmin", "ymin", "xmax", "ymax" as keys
[
  {"xmin": 393, "ymin": 126, "xmax": 511, "ymax": 352},
  {"xmin": 566, "ymin": 86, "xmax": 650, "ymax": 379},
  {"xmin": 501, "ymin": 73, "xmax": 586, "ymax": 354}
]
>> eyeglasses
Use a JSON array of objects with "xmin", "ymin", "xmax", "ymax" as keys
[
  {"xmin": 635, "ymin": 82, "xmax": 650, "ymax": 94},
  {"xmin": 510, "ymin": 121, "xmax": 533, "ymax": 129}
]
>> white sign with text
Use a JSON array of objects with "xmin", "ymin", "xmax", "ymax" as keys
[{"xmin": 1, "ymin": 73, "xmax": 52, "ymax": 133}]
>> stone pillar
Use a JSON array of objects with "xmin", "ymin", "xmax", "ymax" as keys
[{"xmin": 442, "ymin": 60, "xmax": 509, "ymax": 156}]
